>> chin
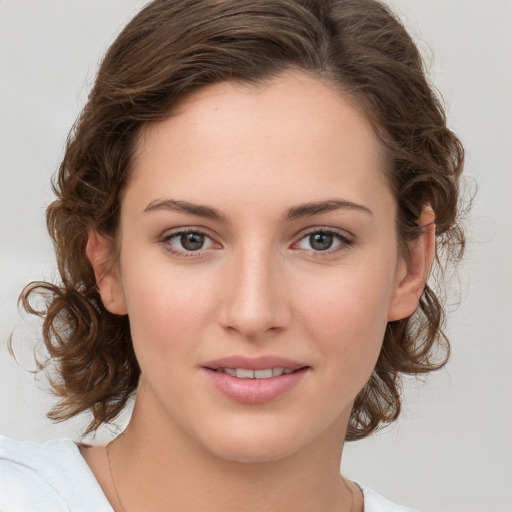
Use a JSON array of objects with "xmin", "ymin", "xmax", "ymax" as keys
[
  {"xmin": 210, "ymin": 439, "xmax": 300, "ymax": 464},
  {"xmin": 195, "ymin": 417, "xmax": 320, "ymax": 464}
]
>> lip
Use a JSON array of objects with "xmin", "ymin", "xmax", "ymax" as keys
[
  {"xmin": 202, "ymin": 355, "xmax": 307, "ymax": 371},
  {"xmin": 201, "ymin": 355, "xmax": 309, "ymax": 404}
]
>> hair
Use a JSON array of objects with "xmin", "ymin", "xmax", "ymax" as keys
[{"xmin": 19, "ymin": 0, "xmax": 465, "ymax": 440}]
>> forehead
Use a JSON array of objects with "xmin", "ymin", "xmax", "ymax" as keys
[{"xmin": 127, "ymin": 71, "xmax": 393, "ymax": 218}]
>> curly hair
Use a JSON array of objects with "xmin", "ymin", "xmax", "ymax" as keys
[{"xmin": 20, "ymin": 0, "xmax": 465, "ymax": 440}]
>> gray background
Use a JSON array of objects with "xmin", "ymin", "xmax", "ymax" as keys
[{"xmin": 1, "ymin": 1, "xmax": 511, "ymax": 511}]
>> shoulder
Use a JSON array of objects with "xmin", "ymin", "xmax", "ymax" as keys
[
  {"xmin": 0, "ymin": 434, "xmax": 112, "ymax": 511},
  {"xmin": 360, "ymin": 485, "xmax": 418, "ymax": 512}
]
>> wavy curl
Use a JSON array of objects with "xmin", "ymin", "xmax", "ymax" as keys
[{"xmin": 19, "ymin": 0, "xmax": 465, "ymax": 439}]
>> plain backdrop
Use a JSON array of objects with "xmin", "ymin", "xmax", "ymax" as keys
[{"xmin": 1, "ymin": 1, "xmax": 511, "ymax": 511}]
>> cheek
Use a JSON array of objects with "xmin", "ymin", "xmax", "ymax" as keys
[
  {"xmin": 297, "ymin": 261, "xmax": 395, "ymax": 371},
  {"xmin": 120, "ymin": 263, "xmax": 216, "ymax": 357},
  {"xmin": 120, "ymin": 266, "xmax": 218, "ymax": 406}
]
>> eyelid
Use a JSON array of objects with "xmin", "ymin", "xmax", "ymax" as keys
[
  {"xmin": 159, "ymin": 226, "xmax": 221, "ymax": 257},
  {"xmin": 291, "ymin": 226, "xmax": 354, "ymax": 253},
  {"xmin": 158, "ymin": 225, "xmax": 354, "ymax": 258},
  {"xmin": 297, "ymin": 225, "xmax": 353, "ymax": 240}
]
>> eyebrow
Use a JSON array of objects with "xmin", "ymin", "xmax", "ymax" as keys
[
  {"xmin": 143, "ymin": 198, "xmax": 373, "ymax": 221},
  {"xmin": 144, "ymin": 199, "xmax": 228, "ymax": 221},
  {"xmin": 284, "ymin": 199, "xmax": 373, "ymax": 220}
]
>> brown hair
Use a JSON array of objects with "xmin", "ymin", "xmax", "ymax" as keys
[{"xmin": 20, "ymin": 0, "xmax": 465, "ymax": 440}]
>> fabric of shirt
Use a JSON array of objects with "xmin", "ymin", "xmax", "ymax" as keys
[{"xmin": 0, "ymin": 435, "xmax": 417, "ymax": 511}]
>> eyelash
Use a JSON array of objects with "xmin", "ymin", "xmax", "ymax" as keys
[
  {"xmin": 293, "ymin": 228, "xmax": 354, "ymax": 257},
  {"xmin": 159, "ymin": 227, "xmax": 354, "ymax": 258},
  {"xmin": 160, "ymin": 228, "xmax": 218, "ymax": 258}
]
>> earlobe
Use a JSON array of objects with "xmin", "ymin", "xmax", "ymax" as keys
[
  {"xmin": 387, "ymin": 209, "xmax": 436, "ymax": 322},
  {"xmin": 85, "ymin": 230, "xmax": 128, "ymax": 315}
]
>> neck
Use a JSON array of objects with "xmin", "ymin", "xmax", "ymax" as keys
[{"xmin": 108, "ymin": 396, "xmax": 356, "ymax": 512}]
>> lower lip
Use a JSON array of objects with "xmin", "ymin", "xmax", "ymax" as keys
[{"xmin": 203, "ymin": 368, "xmax": 309, "ymax": 404}]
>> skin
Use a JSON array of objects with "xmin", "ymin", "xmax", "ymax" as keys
[{"xmin": 84, "ymin": 71, "xmax": 435, "ymax": 512}]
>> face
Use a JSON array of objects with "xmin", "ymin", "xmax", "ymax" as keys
[{"xmin": 96, "ymin": 72, "xmax": 419, "ymax": 463}]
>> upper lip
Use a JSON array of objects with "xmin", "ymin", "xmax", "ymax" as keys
[{"xmin": 202, "ymin": 355, "xmax": 308, "ymax": 371}]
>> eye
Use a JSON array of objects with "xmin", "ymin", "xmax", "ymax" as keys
[
  {"xmin": 294, "ymin": 229, "xmax": 352, "ymax": 253},
  {"xmin": 161, "ymin": 229, "xmax": 217, "ymax": 255}
]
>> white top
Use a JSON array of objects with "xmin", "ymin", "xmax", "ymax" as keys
[{"xmin": 0, "ymin": 435, "xmax": 417, "ymax": 511}]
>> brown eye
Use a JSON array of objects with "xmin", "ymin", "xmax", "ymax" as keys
[
  {"xmin": 180, "ymin": 232, "xmax": 205, "ymax": 251},
  {"xmin": 295, "ymin": 229, "xmax": 352, "ymax": 254},
  {"xmin": 309, "ymin": 232, "xmax": 334, "ymax": 251},
  {"xmin": 163, "ymin": 229, "xmax": 216, "ymax": 255}
]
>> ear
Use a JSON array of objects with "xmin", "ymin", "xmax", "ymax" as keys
[
  {"xmin": 387, "ymin": 208, "xmax": 436, "ymax": 322},
  {"xmin": 85, "ymin": 230, "xmax": 128, "ymax": 315}
]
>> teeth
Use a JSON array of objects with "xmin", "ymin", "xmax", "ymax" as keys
[
  {"xmin": 220, "ymin": 368, "xmax": 296, "ymax": 379},
  {"xmin": 235, "ymin": 368, "xmax": 254, "ymax": 379},
  {"xmin": 254, "ymin": 369, "xmax": 273, "ymax": 379}
]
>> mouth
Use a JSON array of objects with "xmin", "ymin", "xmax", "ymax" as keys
[
  {"xmin": 202, "ymin": 357, "xmax": 310, "ymax": 404},
  {"xmin": 207, "ymin": 367, "xmax": 307, "ymax": 379}
]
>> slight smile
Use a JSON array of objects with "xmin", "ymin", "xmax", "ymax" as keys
[
  {"xmin": 211, "ymin": 368, "xmax": 299, "ymax": 378},
  {"xmin": 202, "ymin": 356, "xmax": 310, "ymax": 404}
]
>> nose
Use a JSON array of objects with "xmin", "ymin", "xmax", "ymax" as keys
[{"xmin": 217, "ymin": 245, "xmax": 291, "ymax": 340}]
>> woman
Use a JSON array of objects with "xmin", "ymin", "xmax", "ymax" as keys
[{"xmin": 0, "ymin": 0, "xmax": 465, "ymax": 510}]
